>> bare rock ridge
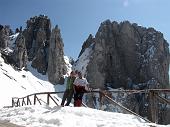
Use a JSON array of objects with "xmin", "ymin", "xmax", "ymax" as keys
[{"xmin": 79, "ymin": 20, "xmax": 169, "ymax": 89}]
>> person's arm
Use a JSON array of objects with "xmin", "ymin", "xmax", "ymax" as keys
[
  {"xmin": 84, "ymin": 79, "xmax": 90, "ymax": 91},
  {"xmin": 65, "ymin": 77, "xmax": 69, "ymax": 90}
]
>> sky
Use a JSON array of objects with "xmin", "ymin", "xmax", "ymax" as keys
[{"xmin": 0, "ymin": 0, "xmax": 170, "ymax": 59}]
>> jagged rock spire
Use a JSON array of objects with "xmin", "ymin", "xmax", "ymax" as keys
[
  {"xmin": 0, "ymin": 25, "xmax": 10, "ymax": 49},
  {"xmin": 47, "ymin": 26, "xmax": 66, "ymax": 84},
  {"xmin": 13, "ymin": 33, "xmax": 27, "ymax": 69}
]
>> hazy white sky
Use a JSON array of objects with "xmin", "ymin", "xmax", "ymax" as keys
[{"xmin": 0, "ymin": 0, "xmax": 170, "ymax": 59}]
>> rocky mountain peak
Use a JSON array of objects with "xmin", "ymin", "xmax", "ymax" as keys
[
  {"xmin": 81, "ymin": 20, "xmax": 170, "ymax": 89},
  {"xmin": 23, "ymin": 15, "xmax": 51, "ymax": 60}
]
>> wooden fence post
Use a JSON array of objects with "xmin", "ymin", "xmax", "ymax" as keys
[
  {"xmin": 22, "ymin": 98, "xmax": 26, "ymax": 106},
  {"xmin": 47, "ymin": 93, "xmax": 50, "ymax": 105},
  {"xmin": 99, "ymin": 90, "xmax": 103, "ymax": 109},
  {"xmin": 12, "ymin": 98, "xmax": 15, "ymax": 107},
  {"xmin": 34, "ymin": 94, "xmax": 36, "ymax": 105},
  {"xmin": 27, "ymin": 96, "xmax": 32, "ymax": 105},
  {"xmin": 149, "ymin": 91, "xmax": 158, "ymax": 123},
  {"xmin": 17, "ymin": 99, "xmax": 20, "ymax": 107}
]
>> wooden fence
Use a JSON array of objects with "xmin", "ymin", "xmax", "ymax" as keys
[
  {"xmin": 12, "ymin": 91, "xmax": 64, "ymax": 107},
  {"xmin": 11, "ymin": 89, "xmax": 170, "ymax": 123}
]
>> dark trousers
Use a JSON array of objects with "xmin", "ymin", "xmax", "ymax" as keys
[
  {"xmin": 74, "ymin": 86, "xmax": 86, "ymax": 107},
  {"xmin": 74, "ymin": 92, "xmax": 84, "ymax": 107},
  {"xmin": 61, "ymin": 89, "xmax": 74, "ymax": 106}
]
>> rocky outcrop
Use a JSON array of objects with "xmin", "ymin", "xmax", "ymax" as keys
[
  {"xmin": 84, "ymin": 20, "xmax": 169, "ymax": 89},
  {"xmin": 31, "ymin": 43, "xmax": 48, "ymax": 74},
  {"xmin": 23, "ymin": 15, "xmax": 51, "ymax": 73},
  {"xmin": 0, "ymin": 25, "xmax": 27, "ymax": 69},
  {"xmin": 12, "ymin": 33, "xmax": 27, "ymax": 69},
  {"xmin": 0, "ymin": 25, "xmax": 11, "ymax": 49},
  {"xmin": 47, "ymin": 26, "xmax": 66, "ymax": 84}
]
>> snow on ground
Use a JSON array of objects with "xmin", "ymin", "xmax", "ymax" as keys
[
  {"xmin": 0, "ymin": 105, "xmax": 167, "ymax": 127},
  {"xmin": 2, "ymin": 32, "xmax": 20, "ymax": 54},
  {"xmin": 0, "ymin": 53, "xmax": 56, "ymax": 108},
  {"xmin": 64, "ymin": 56, "xmax": 72, "ymax": 76},
  {"xmin": 9, "ymin": 32, "xmax": 20, "ymax": 50}
]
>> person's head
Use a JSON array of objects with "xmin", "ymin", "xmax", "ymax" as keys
[
  {"xmin": 74, "ymin": 70, "xmax": 79, "ymax": 77},
  {"xmin": 70, "ymin": 71, "xmax": 75, "ymax": 77},
  {"xmin": 75, "ymin": 70, "xmax": 78, "ymax": 74},
  {"xmin": 78, "ymin": 71, "xmax": 82, "ymax": 79}
]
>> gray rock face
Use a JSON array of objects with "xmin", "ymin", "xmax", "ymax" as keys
[
  {"xmin": 12, "ymin": 33, "xmax": 27, "ymax": 69},
  {"xmin": 0, "ymin": 25, "xmax": 10, "ymax": 49},
  {"xmin": 85, "ymin": 20, "xmax": 169, "ymax": 89},
  {"xmin": 31, "ymin": 43, "xmax": 48, "ymax": 74},
  {"xmin": 23, "ymin": 15, "xmax": 51, "ymax": 74},
  {"xmin": 47, "ymin": 26, "xmax": 66, "ymax": 84},
  {"xmin": 24, "ymin": 15, "xmax": 51, "ymax": 53}
]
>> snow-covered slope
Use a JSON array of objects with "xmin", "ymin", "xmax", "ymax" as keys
[
  {"xmin": 0, "ymin": 105, "xmax": 167, "ymax": 127},
  {"xmin": 9, "ymin": 32, "xmax": 19, "ymax": 50},
  {"xmin": 0, "ymin": 53, "xmax": 55, "ymax": 108},
  {"xmin": 2, "ymin": 32, "xmax": 19, "ymax": 54},
  {"xmin": 72, "ymin": 44, "xmax": 94, "ymax": 76},
  {"xmin": 0, "ymin": 32, "xmax": 71, "ymax": 108},
  {"xmin": 64, "ymin": 56, "xmax": 72, "ymax": 75}
]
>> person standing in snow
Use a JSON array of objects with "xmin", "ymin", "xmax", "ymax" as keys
[
  {"xmin": 73, "ymin": 71, "xmax": 89, "ymax": 107},
  {"xmin": 61, "ymin": 71, "xmax": 76, "ymax": 106}
]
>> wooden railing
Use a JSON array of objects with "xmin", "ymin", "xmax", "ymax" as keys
[
  {"xmin": 11, "ymin": 89, "xmax": 170, "ymax": 123},
  {"xmin": 12, "ymin": 91, "xmax": 65, "ymax": 107}
]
